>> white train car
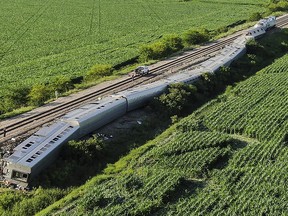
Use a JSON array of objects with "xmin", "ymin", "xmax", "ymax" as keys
[
  {"xmin": 254, "ymin": 16, "xmax": 276, "ymax": 30},
  {"xmin": 2, "ymin": 122, "xmax": 79, "ymax": 188},
  {"xmin": 62, "ymin": 96, "xmax": 127, "ymax": 137},
  {"xmin": 200, "ymin": 41, "xmax": 246, "ymax": 73},
  {"xmin": 246, "ymin": 16, "xmax": 276, "ymax": 40},
  {"xmin": 115, "ymin": 81, "xmax": 168, "ymax": 111},
  {"xmin": 245, "ymin": 26, "xmax": 266, "ymax": 40}
]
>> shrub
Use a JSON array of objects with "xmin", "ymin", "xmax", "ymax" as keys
[
  {"xmin": 50, "ymin": 76, "xmax": 74, "ymax": 94},
  {"xmin": 268, "ymin": 1, "xmax": 288, "ymax": 12},
  {"xmin": 182, "ymin": 28, "xmax": 210, "ymax": 46},
  {"xmin": 63, "ymin": 136, "xmax": 104, "ymax": 165},
  {"xmin": 28, "ymin": 84, "xmax": 52, "ymax": 106},
  {"xmin": 85, "ymin": 64, "xmax": 113, "ymax": 81},
  {"xmin": 139, "ymin": 34, "xmax": 184, "ymax": 62},
  {"xmin": 0, "ymin": 86, "xmax": 30, "ymax": 113},
  {"xmin": 156, "ymin": 82, "xmax": 197, "ymax": 115},
  {"xmin": 248, "ymin": 12, "xmax": 262, "ymax": 22},
  {"xmin": 139, "ymin": 41, "xmax": 170, "ymax": 61},
  {"xmin": 162, "ymin": 34, "xmax": 184, "ymax": 52}
]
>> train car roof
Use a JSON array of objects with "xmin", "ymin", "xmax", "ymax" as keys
[
  {"xmin": 62, "ymin": 96, "xmax": 126, "ymax": 123},
  {"xmin": 6, "ymin": 122, "xmax": 78, "ymax": 168}
]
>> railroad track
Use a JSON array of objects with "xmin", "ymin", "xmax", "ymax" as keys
[{"xmin": 0, "ymin": 15, "xmax": 288, "ymax": 146}]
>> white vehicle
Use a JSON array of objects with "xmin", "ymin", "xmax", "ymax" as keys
[
  {"xmin": 254, "ymin": 16, "xmax": 276, "ymax": 31},
  {"xmin": 135, "ymin": 66, "xmax": 149, "ymax": 75},
  {"xmin": 245, "ymin": 16, "xmax": 276, "ymax": 40}
]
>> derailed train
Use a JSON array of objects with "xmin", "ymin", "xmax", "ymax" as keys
[
  {"xmin": 245, "ymin": 16, "xmax": 276, "ymax": 39},
  {"xmin": 0, "ymin": 16, "xmax": 276, "ymax": 189}
]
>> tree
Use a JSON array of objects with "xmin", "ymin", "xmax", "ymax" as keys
[
  {"xmin": 163, "ymin": 34, "xmax": 184, "ymax": 52},
  {"xmin": 50, "ymin": 76, "xmax": 74, "ymax": 94},
  {"xmin": 85, "ymin": 64, "xmax": 113, "ymax": 81},
  {"xmin": 156, "ymin": 82, "xmax": 197, "ymax": 115},
  {"xmin": 28, "ymin": 84, "xmax": 52, "ymax": 106},
  {"xmin": 182, "ymin": 29, "xmax": 209, "ymax": 46},
  {"xmin": 139, "ymin": 34, "xmax": 184, "ymax": 62},
  {"xmin": 248, "ymin": 12, "xmax": 262, "ymax": 22},
  {"xmin": 63, "ymin": 136, "xmax": 104, "ymax": 165}
]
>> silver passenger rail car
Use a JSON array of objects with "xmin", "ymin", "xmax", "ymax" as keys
[{"xmin": 2, "ymin": 122, "xmax": 79, "ymax": 188}]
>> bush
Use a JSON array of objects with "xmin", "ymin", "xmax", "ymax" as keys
[
  {"xmin": 155, "ymin": 82, "xmax": 197, "ymax": 116},
  {"xmin": 268, "ymin": 1, "xmax": 288, "ymax": 12},
  {"xmin": 139, "ymin": 34, "xmax": 184, "ymax": 62},
  {"xmin": 0, "ymin": 86, "xmax": 30, "ymax": 113},
  {"xmin": 163, "ymin": 34, "xmax": 184, "ymax": 52},
  {"xmin": 248, "ymin": 12, "xmax": 262, "ymax": 22},
  {"xmin": 28, "ymin": 84, "xmax": 52, "ymax": 106},
  {"xmin": 10, "ymin": 187, "xmax": 66, "ymax": 216},
  {"xmin": 246, "ymin": 39, "xmax": 265, "ymax": 54},
  {"xmin": 50, "ymin": 76, "xmax": 74, "ymax": 94},
  {"xmin": 85, "ymin": 64, "xmax": 113, "ymax": 81},
  {"xmin": 139, "ymin": 41, "xmax": 170, "ymax": 61},
  {"xmin": 63, "ymin": 136, "xmax": 104, "ymax": 165},
  {"xmin": 182, "ymin": 28, "xmax": 210, "ymax": 46}
]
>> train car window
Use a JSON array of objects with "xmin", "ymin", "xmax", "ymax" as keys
[
  {"xmin": 12, "ymin": 171, "xmax": 29, "ymax": 182},
  {"xmin": 26, "ymin": 159, "xmax": 33, "ymax": 162}
]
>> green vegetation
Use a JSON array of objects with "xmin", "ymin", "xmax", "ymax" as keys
[
  {"xmin": 0, "ymin": 0, "xmax": 269, "ymax": 115},
  {"xmin": 0, "ymin": 188, "xmax": 68, "ymax": 216},
  {"xmin": 2, "ymin": 0, "xmax": 288, "ymax": 215},
  {"xmin": 34, "ymin": 29, "xmax": 288, "ymax": 215},
  {"xmin": 85, "ymin": 64, "xmax": 113, "ymax": 82}
]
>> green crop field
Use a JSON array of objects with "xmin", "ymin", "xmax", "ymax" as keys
[
  {"xmin": 38, "ymin": 53, "xmax": 288, "ymax": 215},
  {"xmin": 0, "ymin": 0, "xmax": 267, "ymax": 98}
]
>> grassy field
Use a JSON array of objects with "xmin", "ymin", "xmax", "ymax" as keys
[
  {"xmin": 0, "ymin": 0, "xmax": 267, "ymax": 98},
  {"xmin": 34, "ymin": 32, "xmax": 288, "ymax": 215}
]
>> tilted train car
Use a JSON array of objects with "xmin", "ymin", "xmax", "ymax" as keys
[
  {"xmin": 245, "ymin": 16, "xmax": 276, "ymax": 40},
  {"xmin": 2, "ymin": 122, "xmax": 79, "ymax": 188},
  {"xmin": 62, "ymin": 96, "xmax": 128, "ymax": 137}
]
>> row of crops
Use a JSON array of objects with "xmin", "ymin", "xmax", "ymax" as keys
[
  {"xmin": 0, "ymin": 0, "xmax": 267, "ymax": 97},
  {"xmin": 42, "ymin": 53, "xmax": 288, "ymax": 215}
]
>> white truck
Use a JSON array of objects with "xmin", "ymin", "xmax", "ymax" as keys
[{"xmin": 134, "ymin": 66, "xmax": 149, "ymax": 75}]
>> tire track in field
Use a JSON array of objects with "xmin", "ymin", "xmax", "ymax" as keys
[
  {"xmin": 89, "ymin": 0, "xmax": 97, "ymax": 34},
  {"xmin": 143, "ymin": 1, "xmax": 165, "ymax": 25},
  {"xmin": 0, "ymin": 0, "xmax": 50, "ymax": 49},
  {"xmin": 0, "ymin": 0, "xmax": 54, "ymax": 61},
  {"xmin": 137, "ymin": 0, "xmax": 162, "ymax": 27},
  {"xmin": 98, "ymin": 0, "xmax": 101, "ymax": 35}
]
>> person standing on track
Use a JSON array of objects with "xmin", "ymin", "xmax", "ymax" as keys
[{"xmin": 3, "ymin": 128, "xmax": 7, "ymax": 137}]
